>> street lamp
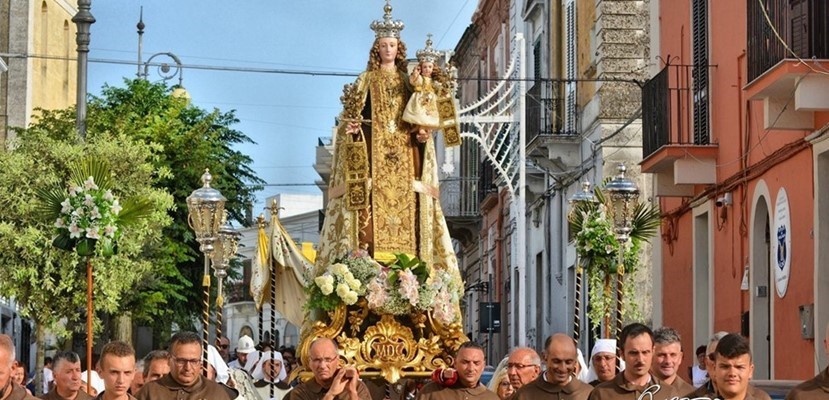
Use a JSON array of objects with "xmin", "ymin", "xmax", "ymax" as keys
[
  {"xmin": 186, "ymin": 169, "xmax": 226, "ymax": 376},
  {"xmin": 135, "ymin": 13, "xmax": 190, "ymax": 102},
  {"xmin": 72, "ymin": 0, "xmax": 95, "ymax": 140},
  {"xmin": 603, "ymin": 163, "xmax": 640, "ymax": 366},
  {"xmin": 568, "ymin": 180, "xmax": 596, "ymax": 346},
  {"xmin": 212, "ymin": 210, "xmax": 240, "ymax": 344}
]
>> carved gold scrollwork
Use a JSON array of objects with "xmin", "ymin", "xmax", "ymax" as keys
[{"xmin": 298, "ymin": 301, "xmax": 466, "ymax": 383}]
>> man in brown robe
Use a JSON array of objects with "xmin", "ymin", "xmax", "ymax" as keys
[
  {"xmin": 135, "ymin": 331, "xmax": 233, "ymax": 400},
  {"xmin": 286, "ymin": 338, "xmax": 371, "ymax": 400},
  {"xmin": 513, "ymin": 334, "xmax": 592, "ymax": 400},
  {"xmin": 784, "ymin": 321, "xmax": 829, "ymax": 400},
  {"xmin": 0, "ymin": 335, "xmax": 36, "ymax": 400},
  {"xmin": 416, "ymin": 342, "xmax": 498, "ymax": 400},
  {"xmin": 38, "ymin": 351, "xmax": 92, "ymax": 400},
  {"xmin": 651, "ymin": 327, "xmax": 694, "ymax": 395},
  {"xmin": 588, "ymin": 323, "xmax": 677, "ymax": 400},
  {"xmin": 708, "ymin": 334, "xmax": 770, "ymax": 400},
  {"xmin": 505, "ymin": 348, "xmax": 542, "ymax": 391}
]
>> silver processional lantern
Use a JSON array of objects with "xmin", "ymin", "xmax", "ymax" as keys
[
  {"xmin": 186, "ymin": 169, "xmax": 227, "ymax": 254},
  {"xmin": 569, "ymin": 180, "xmax": 597, "ymax": 205},
  {"xmin": 604, "ymin": 164, "xmax": 640, "ymax": 243}
]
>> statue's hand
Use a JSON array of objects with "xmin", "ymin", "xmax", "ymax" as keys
[
  {"xmin": 346, "ymin": 122, "xmax": 361, "ymax": 135},
  {"xmin": 415, "ymin": 128, "xmax": 431, "ymax": 143}
]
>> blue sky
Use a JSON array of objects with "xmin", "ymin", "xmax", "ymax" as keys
[{"xmin": 86, "ymin": 1, "xmax": 478, "ymax": 210}]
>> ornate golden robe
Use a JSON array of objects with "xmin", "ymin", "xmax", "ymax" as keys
[{"xmin": 315, "ymin": 68, "xmax": 461, "ymax": 282}]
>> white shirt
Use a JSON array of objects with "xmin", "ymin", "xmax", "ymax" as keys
[{"xmin": 42, "ymin": 367, "xmax": 53, "ymax": 394}]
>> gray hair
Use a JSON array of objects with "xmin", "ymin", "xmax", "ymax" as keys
[
  {"xmin": 509, "ymin": 347, "xmax": 541, "ymax": 366},
  {"xmin": 653, "ymin": 327, "xmax": 682, "ymax": 347},
  {"xmin": 706, "ymin": 331, "xmax": 729, "ymax": 355},
  {"xmin": 53, "ymin": 351, "xmax": 81, "ymax": 371}
]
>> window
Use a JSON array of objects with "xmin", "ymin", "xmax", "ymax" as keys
[{"xmin": 691, "ymin": 0, "xmax": 710, "ymax": 145}]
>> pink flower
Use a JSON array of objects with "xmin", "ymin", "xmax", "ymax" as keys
[
  {"xmin": 54, "ymin": 218, "xmax": 66, "ymax": 228},
  {"xmin": 86, "ymin": 227, "xmax": 101, "ymax": 239},
  {"xmin": 366, "ymin": 276, "xmax": 388, "ymax": 309},
  {"xmin": 398, "ymin": 269, "xmax": 420, "ymax": 306}
]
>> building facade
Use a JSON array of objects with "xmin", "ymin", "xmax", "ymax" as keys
[
  {"xmin": 642, "ymin": 0, "xmax": 829, "ymax": 379},
  {"xmin": 1, "ymin": 0, "xmax": 78, "ymax": 144}
]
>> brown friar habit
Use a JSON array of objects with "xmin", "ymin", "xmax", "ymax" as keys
[
  {"xmin": 683, "ymin": 382, "xmax": 771, "ymax": 400},
  {"xmin": 6, "ymin": 385, "xmax": 36, "ymax": 400},
  {"xmin": 38, "ymin": 388, "xmax": 93, "ymax": 400},
  {"xmin": 785, "ymin": 367, "xmax": 829, "ymax": 400},
  {"xmin": 416, "ymin": 381, "xmax": 499, "ymax": 400},
  {"xmin": 587, "ymin": 373, "xmax": 677, "ymax": 400},
  {"xmin": 667, "ymin": 376, "xmax": 695, "ymax": 397},
  {"xmin": 134, "ymin": 374, "xmax": 233, "ymax": 400},
  {"xmin": 512, "ymin": 374, "xmax": 592, "ymax": 400},
  {"xmin": 285, "ymin": 378, "xmax": 371, "ymax": 400}
]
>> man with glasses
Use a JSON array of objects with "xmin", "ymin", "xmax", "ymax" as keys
[
  {"xmin": 135, "ymin": 331, "xmax": 233, "ymax": 400},
  {"xmin": 506, "ymin": 347, "xmax": 542, "ymax": 390},
  {"xmin": 286, "ymin": 338, "xmax": 370, "ymax": 400},
  {"xmin": 512, "ymin": 334, "xmax": 592, "ymax": 400},
  {"xmin": 215, "ymin": 338, "xmax": 231, "ymax": 363}
]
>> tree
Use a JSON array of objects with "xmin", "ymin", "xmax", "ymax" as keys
[
  {"xmin": 0, "ymin": 125, "xmax": 174, "ymax": 393},
  {"xmin": 83, "ymin": 79, "xmax": 264, "ymax": 338}
]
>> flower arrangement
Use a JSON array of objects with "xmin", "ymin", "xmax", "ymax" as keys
[
  {"xmin": 38, "ymin": 158, "xmax": 151, "ymax": 257},
  {"xmin": 568, "ymin": 183, "xmax": 661, "ymax": 335},
  {"xmin": 306, "ymin": 251, "xmax": 462, "ymax": 324},
  {"xmin": 306, "ymin": 249, "xmax": 379, "ymax": 311}
]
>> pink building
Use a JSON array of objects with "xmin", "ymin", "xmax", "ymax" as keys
[{"xmin": 642, "ymin": 0, "xmax": 829, "ymax": 379}]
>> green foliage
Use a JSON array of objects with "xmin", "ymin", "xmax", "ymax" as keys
[
  {"xmin": 567, "ymin": 181, "xmax": 661, "ymax": 335},
  {"xmin": 0, "ymin": 127, "xmax": 173, "ymax": 330},
  {"xmin": 86, "ymin": 79, "xmax": 264, "ymax": 330},
  {"xmin": 387, "ymin": 253, "xmax": 428, "ymax": 285},
  {"xmin": 0, "ymin": 78, "xmax": 264, "ymax": 336}
]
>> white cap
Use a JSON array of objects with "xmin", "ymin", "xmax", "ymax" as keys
[
  {"xmin": 237, "ymin": 335, "xmax": 255, "ymax": 354},
  {"xmin": 591, "ymin": 339, "xmax": 617, "ymax": 357}
]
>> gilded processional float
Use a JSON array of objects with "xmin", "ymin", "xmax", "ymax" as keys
[{"xmin": 251, "ymin": 0, "xmax": 467, "ymax": 385}]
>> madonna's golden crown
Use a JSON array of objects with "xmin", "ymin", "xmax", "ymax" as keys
[{"xmin": 370, "ymin": 0, "xmax": 404, "ymax": 39}]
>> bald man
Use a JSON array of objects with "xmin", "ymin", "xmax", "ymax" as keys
[
  {"xmin": 785, "ymin": 322, "xmax": 829, "ymax": 400},
  {"xmin": 286, "ymin": 338, "xmax": 371, "ymax": 400},
  {"xmin": 513, "ymin": 334, "xmax": 592, "ymax": 400}
]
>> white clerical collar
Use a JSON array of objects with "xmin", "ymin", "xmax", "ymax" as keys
[{"xmin": 543, "ymin": 370, "xmax": 572, "ymax": 386}]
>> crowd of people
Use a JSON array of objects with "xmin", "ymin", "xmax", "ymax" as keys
[{"xmin": 0, "ymin": 320, "xmax": 826, "ymax": 400}]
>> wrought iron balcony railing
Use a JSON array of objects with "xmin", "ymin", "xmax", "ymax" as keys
[
  {"xmin": 440, "ymin": 177, "xmax": 479, "ymax": 218},
  {"xmin": 642, "ymin": 64, "xmax": 712, "ymax": 160},
  {"xmin": 747, "ymin": 0, "xmax": 829, "ymax": 83},
  {"xmin": 526, "ymin": 80, "xmax": 577, "ymax": 144}
]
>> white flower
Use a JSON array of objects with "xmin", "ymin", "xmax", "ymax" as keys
[
  {"xmin": 74, "ymin": 207, "xmax": 85, "ymax": 217},
  {"xmin": 342, "ymin": 291, "xmax": 358, "ymax": 305},
  {"xmin": 336, "ymin": 283, "xmax": 350, "ymax": 299},
  {"xmin": 69, "ymin": 186, "xmax": 83, "ymax": 197},
  {"xmin": 346, "ymin": 276, "xmax": 361, "ymax": 291},
  {"xmin": 103, "ymin": 190, "xmax": 114, "ymax": 202},
  {"xmin": 83, "ymin": 194, "xmax": 95, "ymax": 207},
  {"xmin": 315, "ymin": 274, "xmax": 334, "ymax": 290},
  {"xmin": 320, "ymin": 283, "xmax": 334, "ymax": 295},
  {"xmin": 104, "ymin": 225, "xmax": 117, "ymax": 237},
  {"xmin": 86, "ymin": 227, "xmax": 101, "ymax": 239},
  {"xmin": 54, "ymin": 218, "xmax": 66, "ymax": 228},
  {"xmin": 60, "ymin": 198, "xmax": 72, "ymax": 213},
  {"xmin": 90, "ymin": 207, "xmax": 101, "ymax": 220},
  {"xmin": 329, "ymin": 263, "xmax": 348, "ymax": 276},
  {"xmin": 111, "ymin": 199, "xmax": 122, "ymax": 215},
  {"xmin": 68, "ymin": 223, "xmax": 82, "ymax": 239},
  {"xmin": 84, "ymin": 176, "xmax": 98, "ymax": 190}
]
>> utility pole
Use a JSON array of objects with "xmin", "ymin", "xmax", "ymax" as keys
[{"xmin": 72, "ymin": 0, "xmax": 95, "ymax": 140}]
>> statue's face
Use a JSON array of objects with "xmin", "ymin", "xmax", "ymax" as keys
[{"xmin": 377, "ymin": 37, "xmax": 398, "ymax": 65}]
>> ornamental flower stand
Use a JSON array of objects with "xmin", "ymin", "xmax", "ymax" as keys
[{"xmin": 296, "ymin": 298, "xmax": 467, "ymax": 384}]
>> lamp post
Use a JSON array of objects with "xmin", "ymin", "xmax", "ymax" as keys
[
  {"xmin": 212, "ymin": 210, "xmax": 240, "ymax": 344},
  {"xmin": 568, "ymin": 181, "xmax": 596, "ymax": 345},
  {"xmin": 603, "ymin": 164, "xmax": 640, "ymax": 365},
  {"xmin": 186, "ymin": 169, "xmax": 226, "ymax": 376},
  {"xmin": 72, "ymin": 0, "xmax": 94, "ymax": 139}
]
